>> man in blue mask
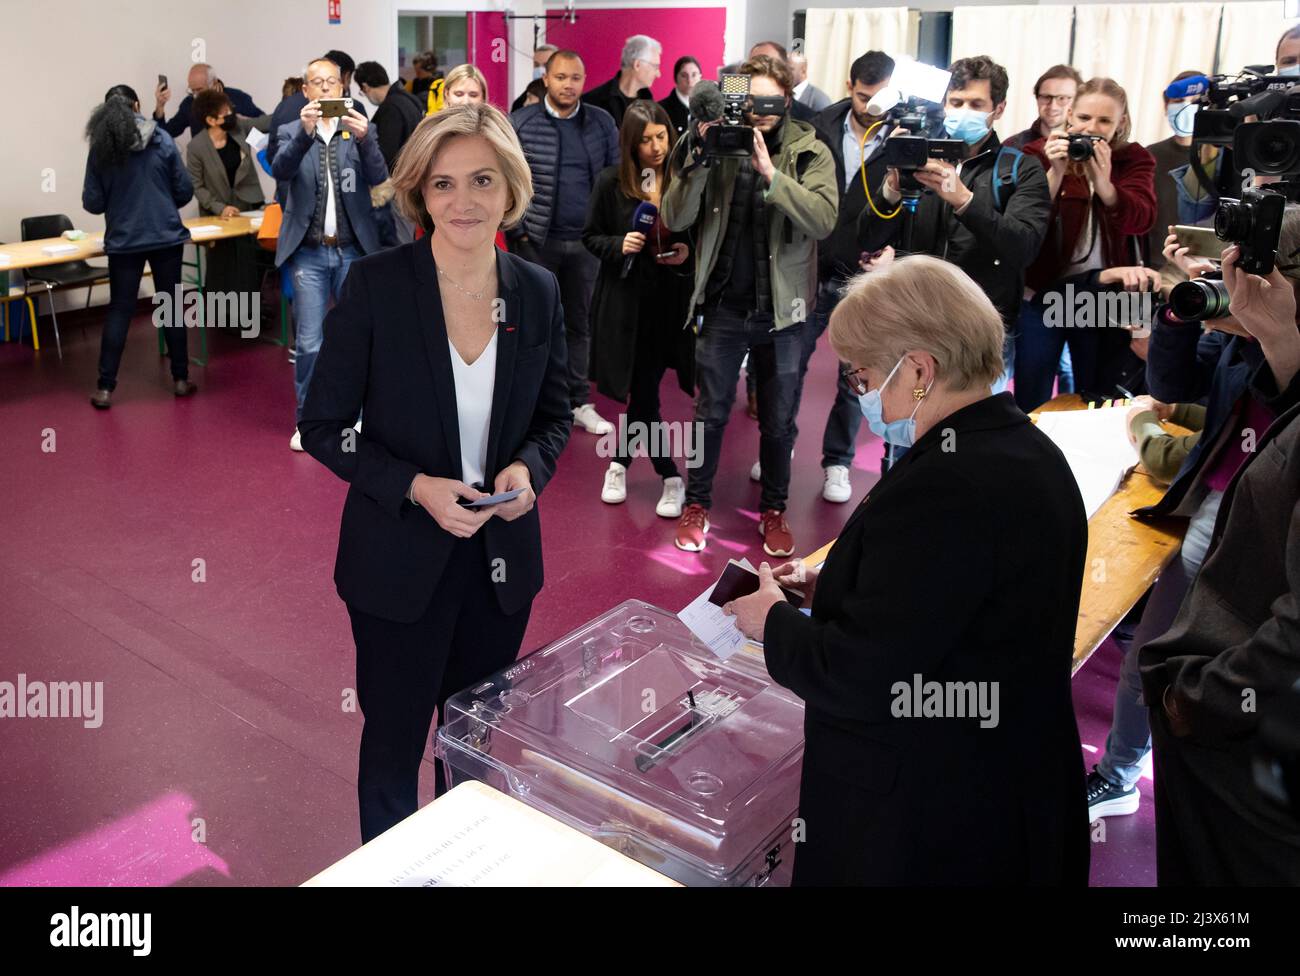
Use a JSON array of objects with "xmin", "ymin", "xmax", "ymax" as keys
[
  {"xmin": 858, "ymin": 55, "xmax": 1051, "ymax": 465},
  {"xmin": 1144, "ymin": 70, "xmax": 1214, "ymax": 271}
]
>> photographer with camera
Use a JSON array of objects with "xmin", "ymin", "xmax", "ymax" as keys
[
  {"xmin": 662, "ymin": 54, "xmax": 838, "ymax": 556},
  {"xmin": 1015, "ymin": 77, "xmax": 1158, "ymax": 412},
  {"xmin": 857, "ymin": 56, "xmax": 1052, "ymax": 423},
  {"xmin": 1085, "ymin": 194, "xmax": 1300, "ymax": 824},
  {"xmin": 1136, "ymin": 227, "xmax": 1300, "ymax": 882}
]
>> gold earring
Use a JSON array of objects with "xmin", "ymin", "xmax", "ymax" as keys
[{"xmin": 913, "ymin": 386, "xmax": 927, "ymax": 401}]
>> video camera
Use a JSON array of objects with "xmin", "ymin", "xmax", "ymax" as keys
[
  {"xmin": 878, "ymin": 95, "xmax": 966, "ymax": 171},
  {"xmin": 700, "ymin": 73, "xmax": 787, "ymax": 159}
]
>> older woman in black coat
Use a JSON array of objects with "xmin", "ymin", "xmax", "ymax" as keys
[
  {"xmin": 725, "ymin": 255, "xmax": 1091, "ymax": 885},
  {"xmin": 583, "ymin": 100, "xmax": 695, "ymax": 517}
]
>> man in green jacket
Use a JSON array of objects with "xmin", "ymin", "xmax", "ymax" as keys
[{"xmin": 662, "ymin": 53, "xmax": 838, "ymax": 557}]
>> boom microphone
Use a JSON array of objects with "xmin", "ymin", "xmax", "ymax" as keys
[
  {"xmin": 1164, "ymin": 74, "xmax": 1210, "ymax": 101},
  {"xmin": 688, "ymin": 79, "xmax": 725, "ymax": 124},
  {"xmin": 621, "ymin": 201, "xmax": 659, "ymax": 278}
]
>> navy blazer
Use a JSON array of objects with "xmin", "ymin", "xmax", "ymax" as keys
[
  {"xmin": 270, "ymin": 119, "xmax": 389, "ymax": 267},
  {"xmin": 299, "ymin": 241, "xmax": 573, "ymax": 623}
]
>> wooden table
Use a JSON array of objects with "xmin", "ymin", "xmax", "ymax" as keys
[
  {"xmin": 302, "ymin": 781, "xmax": 681, "ymax": 887},
  {"xmin": 774, "ymin": 394, "xmax": 1189, "ymax": 675},
  {"xmin": 0, "ymin": 215, "xmax": 262, "ymax": 271},
  {"xmin": 1, "ymin": 214, "xmax": 268, "ymax": 365}
]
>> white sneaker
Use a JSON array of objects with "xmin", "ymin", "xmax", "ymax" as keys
[
  {"xmin": 656, "ymin": 476, "xmax": 685, "ymax": 518},
  {"xmin": 573, "ymin": 403, "xmax": 614, "ymax": 435},
  {"xmin": 822, "ymin": 465, "xmax": 851, "ymax": 503},
  {"xmin": 601, "ymin": 462, "xmax": 628, "ymax": 504},
  {"xmin": 290, "ymin": 428, "xmax": 304, "ymax": 452}
]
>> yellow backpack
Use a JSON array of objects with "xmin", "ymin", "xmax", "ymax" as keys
[{"xmin": 425, "ymin": 78, "xmax": 445, "ymax": 116}]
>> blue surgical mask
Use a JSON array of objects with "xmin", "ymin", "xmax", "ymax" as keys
[
  {"xmin": 1278, "ymin": 64, "xmax": 1300, "ymax": 78},
  {"xmin": 1166, "ymin": 102, "xmax": 1197, "ymax": 138},
  {"xmin": 858, "ymin": 356, "xmax": 934, "ymax": 460},
  {"xmin": 532, "ymin": 65, "xmax": 546, "ymax": 80},
  {"xmin": 942, "ymin": 107, "xmax": 991, "ymax": 146}
]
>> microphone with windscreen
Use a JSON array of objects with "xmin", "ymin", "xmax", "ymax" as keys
[
  {"xmin": 621, "ymin": 201, "xmax": 658, "ymax": 278},
  {"xmin": 688, "ymin": 79, "xmax": 726, "ymax": 126}
]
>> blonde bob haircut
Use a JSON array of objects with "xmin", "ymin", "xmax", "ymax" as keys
[
  {"xmin": 390, "ymin": 103, "xmax": 532, "ymax": 234},
  {"xmin": 829, "ymin": 254, "xmax": 1005, "ymax": 392},
  {"xmin": 443, "ymin": 63, "xmax": 488, "ymax": 101}
]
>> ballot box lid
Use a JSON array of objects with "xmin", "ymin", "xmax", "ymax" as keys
[{"xmin": 436, "ymin": 599, "xmax": 805, "ymax": 886}]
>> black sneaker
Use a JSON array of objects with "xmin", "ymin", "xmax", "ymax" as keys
[{"xmin": 1086, "ymin": 765, "xmax": 1140, "ymax": 819}]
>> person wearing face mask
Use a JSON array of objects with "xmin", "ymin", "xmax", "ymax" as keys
[
  {"xmin": 858, "ymin": 55, "xmax": 1052, "ymax": 439},
  {"xmin": 1277, "ymin": 25, "xmax": 1300, "ymax": 77},
  {"xmin": 659, "ymin": 56, "xmax": 701, "ymax": 136},
  {"xmin": 583, "ymin": 101, "xmax": 695, "ymax": 515},
  {"xmin": 511, "ymin": 46, "xmax": 559, "ymax": 113},
  {"xmin": 185, "ymin": 88, "xmax": 270, "ymax": 295},
  {"xmin": 1016, "ymin": 77, "xmax": 1158, "ymax": 413},
  {"xmin": 721, "ymin": 254, "xmax": 1090, "ymax": 885},
  {"xmin": 1145, "ymin": 70, "xmax": 1217, "ymax": 271}
]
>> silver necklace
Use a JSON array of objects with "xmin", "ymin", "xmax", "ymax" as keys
[{"xmin": 437, "ymin": 265, "xmax": 494, "ymax": 301}]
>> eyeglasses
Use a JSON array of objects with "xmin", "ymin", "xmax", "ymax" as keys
[
  {"xmin": 1036, "ymin": 94, "xmax": 1073, "ymax": 105},
  {"xmin": 841, "ymin": 365, "xmax": 871, "ymax": 396},
  {"xmin": 306, "ymin": 77, "xmax": 341, "ymax": 89}
]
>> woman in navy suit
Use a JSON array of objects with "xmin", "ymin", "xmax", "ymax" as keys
[{"xmin": 300, "ymin": 105, "xmax": 572, "ymax": 842}]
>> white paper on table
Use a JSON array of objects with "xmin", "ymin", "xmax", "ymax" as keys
[
  {"xmin": 188, "ymin": 224, "xmax": 222, "ymax": 237},
  {"xmin": 245, "ymin": 127, "xmax": 269, "ymax": 153},
  {"xmin": 41, "ymin": 243, "xmax": 78, "ymax": 256},
  {"xmin": 1035, "ymin": 407, "xmax": 1139, "ymax": 519}
]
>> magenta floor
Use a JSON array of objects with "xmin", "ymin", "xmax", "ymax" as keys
[{"xmin": 0, "ymin": 309, "xmax": 1155, "ymax": 886}]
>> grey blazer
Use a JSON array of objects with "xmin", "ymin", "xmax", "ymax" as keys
[{"xmin": 185, "ymin": 115, "xmax": 270, "ymax": 215}]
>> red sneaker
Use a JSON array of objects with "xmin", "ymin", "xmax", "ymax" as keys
[
  {"xmin": 759, "ymin": 509, "xmax": 794, "ymax": 558},
  {"xmin": 674, "ymin": 504, "xmax": 710, "ymax": 552}
]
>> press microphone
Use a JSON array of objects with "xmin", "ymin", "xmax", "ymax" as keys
[
  {"xmin": 1163, "ymin": 74, "xmax": 1210, "ymax": 101},
  {"xmin": 688, "ymin": 79, "xmax": 725, "ymax": 125},
  {"xmin": 621, "ymin": 201, "xmax": 658, "ymax": 278}
]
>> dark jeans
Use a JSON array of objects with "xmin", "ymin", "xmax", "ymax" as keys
[
  {"xmin": 614, "ymin": 317, "xmax": 680, "ymax": 479},
  {"xmin": 98, "ymin": 244, "xmax": 187, "ymax": 391},
  {"xmin": 794, "ymin": 280, "xmax": 863, "ymax": 469},
  {"xmin": 348, "ymin": 532, "xmax": 532, "ymax": 843},
  {"xmin": 688, "ymin": 305, "xmax": 802, "ymax": 512},
  {"xmin": 1014, "ymin": 293, "xmax": 1130, "ymax": 412},
  {"xmin": 522, "ymin": 235, "xmax": 598, "ymax": 409}
]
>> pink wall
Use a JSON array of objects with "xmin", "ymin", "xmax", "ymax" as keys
[
  {"xmin": 468, "ymin": 11, "xmax": 511, "ymax": 111},
  {"xmin": 544, "ymin": 7, "xmax": 728, "ymax": 102}
]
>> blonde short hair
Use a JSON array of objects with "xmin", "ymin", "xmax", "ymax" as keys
[
  {"xmin": 829, "ymin": 254, "xmax": 1005, "ymax": 391},
  {"xmin": 443, "ymin": 63, "xmax": 488, "ymax": 102},
  {"xmin": 390, "ymin": 103, "xmax": 532, "ymax": 233}
]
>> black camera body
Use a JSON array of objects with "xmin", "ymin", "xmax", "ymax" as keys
[
  {"xmin": 1067, "ymin": 132, "xmax": 1104, "ymax": 162},
  {"xmin": 702, "ymin": 73, "xmax": 785, "ymax": 159},
  {"xmin": 1234, "ymin": 117, "xmax": 1300, "ymax": 176},
  {"xmin": 1216, "ymin": 187, "xmax": 1286, "ymax": 275},
  {"xmin": 879, "ymin": 95, "xmax": 964, "ymax": 174}
]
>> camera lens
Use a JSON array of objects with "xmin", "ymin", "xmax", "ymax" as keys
[
  {"xmin": 1215, "ymin": 199, "xmax": 1252, "ymax": 243},
  {"xmin": 1067, "ymin": 137, "xmax": 1095, "ymax": 162},
  {"xmin": 1169, "ymin": 277, "xmax": 1232, "ymax": 321}
]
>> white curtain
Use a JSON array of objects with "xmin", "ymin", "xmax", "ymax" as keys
[
  {"xmin": 1072, "ymin": 4, "xmax": 1222, "ymax": 147},
  {"xmin": 950, "ymin": 5, "xmax": 1075, "ymax": 146},
  {"xmin": 803, "ymin": 7, "xmax": 916, "ymax": 100},
  {"xmin": 1217, "ymin": 2, "xmax": 1290, "ymax": 76}
]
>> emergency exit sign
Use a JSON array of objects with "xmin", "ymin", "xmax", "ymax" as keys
[{"xmin": 328, "ymin": 0, "xmax": 341, "ymax": 25}]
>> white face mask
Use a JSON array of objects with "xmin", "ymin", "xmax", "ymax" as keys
[
  {"xmin": 532, "ymin": 65, "xmax": 546, "ymax": 80},
  {"xmin": 1278, "ymin": 64, "xmax": 1300, "ymax": 78}
]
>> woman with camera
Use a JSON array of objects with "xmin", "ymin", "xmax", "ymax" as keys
[
  {"xmin": 1015, "ymin": 77, "xmax": 1158, "ymax": 412},
  {"xmin": 583, "ymin": 100, "xmax": 694, "ymax": 515}
]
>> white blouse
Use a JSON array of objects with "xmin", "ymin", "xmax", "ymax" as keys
[{"xmin": 448, "ymin": 329, "xmax": 498, "ymax": 489}]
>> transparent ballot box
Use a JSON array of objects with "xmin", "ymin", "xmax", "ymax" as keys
[{"xmin": 435, "ymin": 599, "xmax": 805, "ymax": 886}]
